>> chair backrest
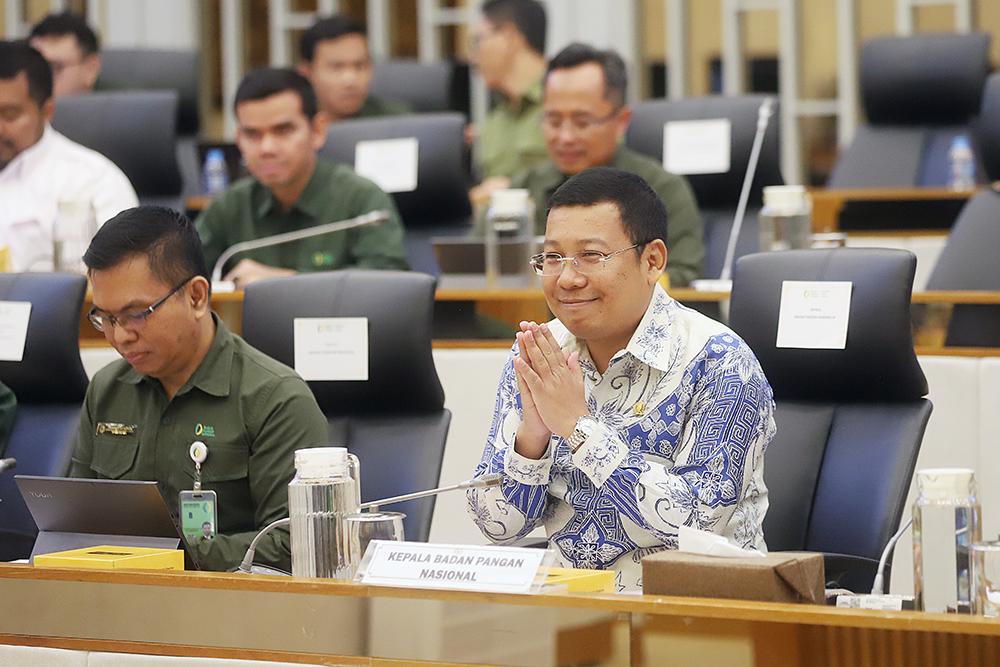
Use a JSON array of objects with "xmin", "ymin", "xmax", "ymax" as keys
[
  {"xmin": 241, "ymin": 270, "xmax": 450, "ymax": 542},
  {"xmin": 728, "ymin": 249, "xmax": 931, "ymax": 590},
  {"xmin": 626, "ymin": 95, "xmax": 783, "ymax": 279},
  {"xmin": 96, "ymin": 48, "xmax": 201, "ymax": 136},
  {"xmin": 923, "ymin": 73, "xmax": 1000, "ymax": 346},
  {"xmin": 0, "ymin": 273, "xmax": 90, "ymax": 561},
  {"xmin": 319, "ymin": 112, "xmax": 472, "ymax": 229},
  {"xmin": 369, "ymin": 60, "xmax": 469, "ymax": 115},
  {"xmin": 51, "ymin": 90, "xmax": 183, "ymax": 203},
  {"xmin": 827, "ymin": 33, "xmax": 991, "ymax": 188}
]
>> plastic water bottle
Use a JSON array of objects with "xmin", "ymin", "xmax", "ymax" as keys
[
  {"xmin": 203, "ymin": 148, "xmax": 229, "ymax": 195},
  {"xmin": 913, "ymin": 468, "xmax": 981, "ymax": 613},
  {"xmin": 949, "ymin": 136, "xmax": 976, "ymax": 191}
]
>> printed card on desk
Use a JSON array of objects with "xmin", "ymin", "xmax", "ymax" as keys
[
  {"xmin": 0, "ymin": 301, "xmax": 31, "ymax": 361},
  {"xmin": 663, "ymin": 118, "xmax": 732, "ymax": 175},
  {"xmin": 293, "ymin": 317, "xmax": 368, "ymax": 381},
  {"xmin": 775, "ymin": 280, "xmax": 852, "ymax": 349},
  {"xmin": 355, "ymin": 137, "xmax": 419, "ymax": 193}
]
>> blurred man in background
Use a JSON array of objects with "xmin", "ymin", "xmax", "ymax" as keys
[{"xmin": 29, "ymin": 12, "xmax": 101, "ymax": 98}]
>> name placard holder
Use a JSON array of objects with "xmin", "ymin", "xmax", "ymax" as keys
[{"xmin": 356, "ymin": 541, "xmax": 557, "ymax": 594}]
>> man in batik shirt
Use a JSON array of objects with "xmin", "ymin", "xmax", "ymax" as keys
[{"xmin": 466, "ymin": 167, "xmax": 775, "ymax": 591}]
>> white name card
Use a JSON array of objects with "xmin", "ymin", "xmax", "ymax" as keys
[
  {"xmin": 357, "ymin": 541, "xmax": 551, "ymax": 594},
  {"xmin": 355, "ymin": 137, "xmax": 419, "ymax": 193},
  {"xmin": 0, "ymin": 301, "xmax": 31, "ymax": 361},
  {"xmin": 663, "ymin": 118, "xmax": 732, "ymax": 175},
  {"xmin": 775, "ymin": 280, "xmax": 852, "ymax": 349},
  {"xmin": 293, "ymin": 317, "xmax": 368, "ymax": 381}
]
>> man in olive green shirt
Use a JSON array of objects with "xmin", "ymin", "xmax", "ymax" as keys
[
  {"xmin": 71, "ymin": 206, "xmax": 329, "ymax": 572},
  {"xmin": 196, "ymin": 68, "xmax": 408, "ymax": 287},
  {"xmin": 0, "ymin": 381, "xmax": 15, "ymax": 453},
  {"xmin": 507, "ymin": 44, "xmax": 704, "ymax": 287},
  {"xmin": 298, "ymin": 15, "xmax": 410, "ymax": 123},
  {"xmin": 470, "ymin": 0, "xmax": 548, "ymax": 207}
]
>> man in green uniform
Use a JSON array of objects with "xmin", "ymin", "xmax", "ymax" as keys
[
  {"xmin": 71, "ymin": 206, "xmax": 329, "ymax": 572},
  {"xmin": 471, "ymin": 0, "xmax": 549, "ymax": 192},
  {"xmin": 298, "ymin": 15, "xmax": 410, "ymax": 122},
  {"xmin": 505, "ymin": 43, "xmax": 705, "ymax": 288},
  {"xmin": 196, "ymin": 68, "xmax": 408, "ymax": 287},
  {"xmin": 0, "ymin": 381, "xmax": 15, "ymax": 453}
]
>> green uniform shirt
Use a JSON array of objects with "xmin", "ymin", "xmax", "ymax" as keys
[
  {"xmin": 508, "ymin": 147, "xmax": 705, "ymax": 287},
  {"xmin": 477, "ymin": 79, "xmax": 548, "ymax": 180},
  {"xmin": 196, "ymin": 159, "xmax": 410, "ymax": 276},
  {"xmin": 350, "ymin": 94, "xmax": 412, "ymax": 119},
  {"xmin": 0, "ymin": 380, "xmax": 15, "ymax": 454},
  {"xmin": 69, "ymin": 315, "xmax": 329, "ymax": 572}
]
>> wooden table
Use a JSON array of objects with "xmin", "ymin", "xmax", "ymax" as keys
[
  {"xmin": 1, "ymin": 563, "xmax": 998, "ymax": 667},
  {"xmin": 809, "ymin": 187, "xmax": 976, "ymax": 233}
]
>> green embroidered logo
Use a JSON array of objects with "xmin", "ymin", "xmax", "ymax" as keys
[
  {"xmin": 194, "ymin": 423, "xmax": 215, "ymax": 438},
  {"xmin": 313, "ymin": 251, "xmax": 333, "ymax": 266}
]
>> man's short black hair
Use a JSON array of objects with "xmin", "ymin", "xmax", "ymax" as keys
[
  {"xmin": 234, "ymin": 67, "xmax": 319, "ymax": 118},
  {"xmin": 546, "ymin": 43, "xmax": 627, "ymax": 108},
  {"xmin": 482, "ymin": 0, "xmax": 546, "ymax": 56},
  {"xmin": 29, "ymin": 12, "xmax": 99, "ymax": 57},
  {"xmin": 548, "ymin": 167, "xmax": 667, "ymax": 248},
  {"xmin": 0, "ymin": 41, "xmax": 53, "ymax": 106},
  {"xmin": 84, "ymin": 206, "xmax": 210, "ymax": 291},
  {"xmin": 300, "ymin": 15, "xmax": 368, "ymax": 62}
]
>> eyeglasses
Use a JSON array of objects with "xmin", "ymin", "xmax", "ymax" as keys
[
  {"xmin": 529, "ymin": 244, "xmax": 645, "ymax": 276},
  {"xmin": 542, "ymin": 110, "xmax": 620, "ymax": 133},
  {"xmin": 88, "ymin": 276, "xmax": 195, "ymax": 333}
]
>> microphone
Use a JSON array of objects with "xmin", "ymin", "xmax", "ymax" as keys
[
  {"xmin": 718, "ymin": 97, "xmax": 775, "ymax": 283},
  {"xmin": 0, "ymin": 458, "xmax": 16, "ymax": 474},
  {"xmin": 210, "ymin": 210, "xmax": 390, "ymax": 286},
  {"xmin": 871, "ymin": 516, "xmax": 913, "ymax": 595},
  {"xmin": 360, "ymin": 473, "xmax": 505, "ymax": 511}
]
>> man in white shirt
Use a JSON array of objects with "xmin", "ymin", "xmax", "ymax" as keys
[{"xmin": 0, "ymin": 41, "xmax": 137, "ymax": 272}]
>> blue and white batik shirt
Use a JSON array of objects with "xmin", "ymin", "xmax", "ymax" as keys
[{"xmin": 467, "ymin": 283, "xmax": 775, "ymax": 591}]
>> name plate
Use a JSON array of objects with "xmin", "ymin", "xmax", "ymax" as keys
[
  {"xmin": 0, "ymin": 301, "xmax": 31, "ymax": 362},
  {"xmin": 357, "ymin": 541, "xmax": 555, "ymax": 594}
]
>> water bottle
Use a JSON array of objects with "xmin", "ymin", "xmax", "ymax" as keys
[
  {"xmin": 759, "ymin": 185, "xmax": 812, "ymax": 253},
  {"xmin": 203, "ymin": 148, "xmax": 229, "ymax": 195},
  {"xmin": 288, "ymin": 447, "xmax": 361, "ymax": 579},
  {"xmin": 913, "ymin": 468, "xmax": 981, "ymax": 613},
  {"xmin": 949, "ymin": 136, "xmax": 976, "ymax": 191}
]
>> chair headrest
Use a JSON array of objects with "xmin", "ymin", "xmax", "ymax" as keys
[
  {"xmin": 318, "ymin": 112, "xmax": 472, "ymax": 228},
  {"xmin": 96, "ymin": 49, "xmax": 201, "ymax": 135},
  {"xmin": 976, "ymin": 74, "xmax": 1000, "ymax": 181},
  {"xmin": 729, "ymin": 249, "xmax": 927, "ymax": 402},
  {"xmin": 0, "ymin": 273, "xmax": 89, "ymax": 403},
  {"xmin": 241, "ymin": 270, "xmax": 445, "ymax": 415},
  {"xmin": 861, "ymin": 33, "xmax": 990, "ymax": 125},
  {"xmin": 51, "ymin": 90, "xmax": 182, "ymax": 197},
  {"xmin": 625, "ymin": 95, "xmax": 782, "ymax": 208}
]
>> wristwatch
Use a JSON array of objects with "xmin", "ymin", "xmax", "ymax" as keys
[{"xmin": 566, "ymin": 415, "xmax": 598, "ymax": 454}]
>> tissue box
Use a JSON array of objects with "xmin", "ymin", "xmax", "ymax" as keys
[{"xmin": 642, "ymin": 551, "xmax": 824, "ymax": 604}]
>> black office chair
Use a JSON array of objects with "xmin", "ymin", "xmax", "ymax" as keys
[
  {"xmin": 241, "ymin": 270, "xmax": 450, "ymax": 542},
  {"xmin": 318, "ymin": 112, "xmax": 473, "ymax": 274},
  {"xmin": 96, "ymin": 48, "xmax": 200, "ymax": 136},
  {"xmin": 0, "ymin": 274, "xmax": 90, "ymax": 561},
  {"xmin": 924, "ymin": 73, "xmax": 1000, "ymax": 347},
  {"xmin": 828, "ymin": 33, "xmax": 991, "ymax": 189},
  {"xmin": 729, "ymin": 248, "xmax": 932, "ymax": 592},
  {"xmin": 626, "ymin": 95, "xmax": 782, "ymax": 279},
  {"xmin": 370, "ymin": 60, "xmax": 469, "ymax": 116},
  {"xmin": 51, "ymin": 90, "xmax": 183, "ymax": 209}
]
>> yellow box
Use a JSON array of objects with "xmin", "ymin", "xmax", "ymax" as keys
[
  {"xmin": 34, "ymin": 545, "xmax": 184, "ymax": 571},
  {"xmin": 545, "ymin": 567, "xmax": 615, "ymax": 593}
]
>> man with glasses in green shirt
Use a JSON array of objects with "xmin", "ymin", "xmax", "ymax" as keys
[
  {"xmin": 196, "ymin": 68, "xmax": 408, "ymax": 288},
  {"xmin": 504, "ymin": 43, "xmax": 704, "ymax": 288},
  {"xmin": 71, "ymin": 206, "xmax": 329, "ymax": 572}
]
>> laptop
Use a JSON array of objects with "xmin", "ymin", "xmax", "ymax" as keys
[
  {"xmin": 431, "ymin": 236, "xmax": 544, "ymax": 291},
  {"xmin": 15, "ymin": 475, "xmax": 198, "ymax": 569}
]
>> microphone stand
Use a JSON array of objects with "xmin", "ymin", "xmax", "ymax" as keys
[
  {"xmin": 211, "ymin": 210, "xmax": 390, "ymax": 285},
  {"xmin": 719, "ymin": 97, "xmax": 774, "ymax": 283}
]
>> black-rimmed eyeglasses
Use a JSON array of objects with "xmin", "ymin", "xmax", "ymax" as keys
[{"xmin": 88, "ymin": 276, "xmax": 196, "ymax": 333}]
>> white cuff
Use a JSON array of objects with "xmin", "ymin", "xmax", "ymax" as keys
[
  {"xmin": 503, "ymin": 438, "xmax": 554, "ymax": 485},
  {"xmin": 570, "ymin": 423, "xmax": 626, "ymax": 488}
]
